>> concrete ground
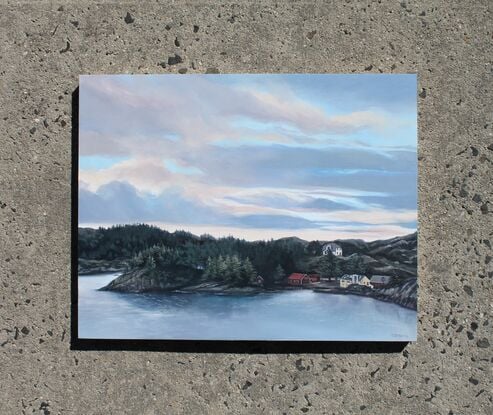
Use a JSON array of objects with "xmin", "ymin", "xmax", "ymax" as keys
[{"xmin": 0, "ymin": 1, "xmax": 492, "ymax": 414}]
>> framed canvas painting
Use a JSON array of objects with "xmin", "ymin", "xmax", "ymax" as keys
[{"xmin": 76, "ymin": 74, "xmax": 417, "ymax": 342}]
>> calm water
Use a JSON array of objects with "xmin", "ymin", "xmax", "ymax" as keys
[{"xmin": 78, "ymin": 273, "xmax": 417, "ymax": 341}]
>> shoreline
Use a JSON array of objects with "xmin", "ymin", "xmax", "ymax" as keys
[
  {"xmin": 174, "ymin": 285, "xmax": 417, "ymax": 311},
  {"xmin": 79, "ymin": 273, "xmax": 417, "ymax": 311},
  {"xmin": 173, "ymin": 286, "xmax": 417, "ymax": 311},
  {"xmin": 313, "ymin": 288, "xmax": 417, "ymax": 311}
]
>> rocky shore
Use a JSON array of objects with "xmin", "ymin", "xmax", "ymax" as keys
[
  {"xmin": 314, "ymin": 278, "xmax": 417, "ymax": 310},
  {"xmin": 99, "ymin": 268, "xmax": 267, "ymax": 294},
  {"xmin": 98, "ymin": 268, "xmax": 417, "ymax": 310},
  {"xmin": 370, "ymin": 278, "xmax": 417, "ymax": 310}
]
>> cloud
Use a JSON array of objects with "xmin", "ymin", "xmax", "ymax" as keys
[
  {"xmin": 78, "ymin": 75, "xmax": 417, "ymax": 241},
  {"xmin": 301, "ymin": 198, "xmax": 356, "ymax": 210},
  {"xmin": 362, "ymin": 191, "xmax": 417, "ymax": 211},
  {"xmin": 185, "ymin": 144, "xmax": 416, "ymax": 202},
  {"xmin": 80, "ymin": 180, "xmax": 416, "ymax": 231},
  {"xmin": 240, "ymin": 90, "xmax": 388, "ymax": 134},
  {"xmin": 80, "ymin": 141, "xmax": 416, "ymax": 212},
  {"xmin": 79, "ymin": 130, "xmax": 180, "ymax": 157},
  {"xmin": 79, "ymin": 157, "xmax": 176, "ymax": 194},
  {"xmin": 235, "ymin": 214, "xmax": 320, "ymax": 230},
  {"xmin": 79, "ymin": 182, "xmax": 150, "ymax": 222},
  {"xmin": 79, "ymin": 75, "xmax": 394, "ymax": 157},
  {"xmin": 79, "ymin": 181, "xmax": 225, "ymax": 225}
]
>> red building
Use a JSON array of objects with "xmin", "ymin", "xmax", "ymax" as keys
[
  {"xmin": 308, "ymin": 273, "xmax": 320, "ymax": 283},
  {"xmin": 287, "ymin": 273, "xmax": 310, "ymax": 286}
]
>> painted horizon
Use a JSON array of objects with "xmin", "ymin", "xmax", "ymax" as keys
[{"xmin": 77, "ymin": 74, "xmax": 417, "ymax": 342}]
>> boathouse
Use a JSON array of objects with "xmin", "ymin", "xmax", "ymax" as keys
[{"xmin": 287, "ymin": 273, "xmax": 310, "ymax": 286}]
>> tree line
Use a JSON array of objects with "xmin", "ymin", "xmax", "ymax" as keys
[
  {"xmin": 307, "ymin": 254, "xmax": 369, "ymax": 281},
  {"xmin": 79, "ymin": 224, "xmax": 372, "ymax": 287},
  {"xmin": 203, "ymin": 255, "xmax": 258, "ymax": 286}
]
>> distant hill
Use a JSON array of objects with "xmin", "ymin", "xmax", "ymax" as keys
[
  {"xmin": 333, "ymin": 232, "xmax": 417, "ymax": 278},
  {"xmin": 78, "ymin": 225, "xmax": 417, "ymax": 279},
  {"xmin": 77, "ymin": 225, "xmax": 416, "ymax": 301},
  {"xmin": 275, "ymin": 236, "xmax": 309, "ymax": 245}
]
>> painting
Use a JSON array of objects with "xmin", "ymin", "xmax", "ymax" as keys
[{"xmin": 77, "ymin": 74, "xmax": 417, "ymax": 341}]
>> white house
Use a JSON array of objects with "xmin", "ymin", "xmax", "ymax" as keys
[
  {"xmin": 339, "ymin": 274, "xmax": 372, "ymax": 288},
  {"xmin": 322, "ymin": 242, "xmax": 343, "ymax": 257}
]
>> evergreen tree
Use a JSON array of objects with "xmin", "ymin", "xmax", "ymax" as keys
[
  {"xmin": 229, "ymin": 255, "xmax": 242, "ymax": 283},
  {"xmin": 146, "ymin": 254, "xmax": 156, "ymax": 270},
  {"xmin": 272, "ymin": 264, "xmax": 285, "ymax": 284},
  {"xmin": 240, "ymin": 258, "xmax": 257, "ymax": 286},
  {"xmin": 333, "ymin": 261, "xmax": 343, "ymax": 279},
  {"xmin": 354, "ymin": 256, "xmax": 368, "ymax": 275},
  {"xmin": 317, "ymin": 255, "xmax": 334, "ymax": 280},
  {"xmin": 204, "ymin": 256, "xmax": 217, "ymax": 279},
  {"xmin": 217, "ymin": 255, "xmax": 227, "ymax": 279},
  {"xmin": 223, "ymin": 255, "xmax": 233, "ymax": 282},
  {"xmin": 344, "ymin": 255, "xmax": 367, "ymax": 275},
  {"xmin": 306, "ymin": 241, "xmax": 321, "ymax": 256}
]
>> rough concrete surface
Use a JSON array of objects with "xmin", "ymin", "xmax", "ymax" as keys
[{"xmin": 0, "ymin": 1, "xmax": 492, "ymax": 414}]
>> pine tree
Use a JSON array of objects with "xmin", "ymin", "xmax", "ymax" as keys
[
  {"xmin": 333, "ymin": 261, "xmax": 342, "ymax": 279},
  {"xmin": 272, "ymin": 264, "xmax": 285, "ymax": 284},
  {"xmin": 240, "ymin": 258, "xmax": 257, "ymax": 286},
  {"xmin": 204, "ymin": 257, "xmax": 215, "ymax": 279},
  {"xmin": 229, "ymin": 255, "xmax": 242, "ymax": 283},
  {"xmin": 355, "ymin": 256, "xmax": 368, "ymax": 275},
  {"xmin": 146, "ymin": 254, "xmax": 156, "ymax": 270},
  {"xmin": 217, "ymin": 255, "xmax": 227, "ymax": 280},
  {"xmin": 222, "ymin": 255, "xmax": 233, "ymax": 282},
  {"xmin": 317, "ymin": 255, "xmax": 334, "ymax": 280}
]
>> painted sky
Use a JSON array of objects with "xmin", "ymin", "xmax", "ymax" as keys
[{"xmin": 79, "ymin": 74, "xmax": 417, "ymax": 241}]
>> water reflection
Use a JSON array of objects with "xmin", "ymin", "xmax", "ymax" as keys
[{"xmin": 78, "ymin": 274, "xmax": 417, "ymax": 341}]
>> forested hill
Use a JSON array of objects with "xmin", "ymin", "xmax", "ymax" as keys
[
  {"xmin": 79, "ymin": 225, "xmax": 192, "ymax": 260},
  {"xmin": 79, "ymin": 225, "xmax": 417, "ymax": 287},
  {"xmin": 79, "ymin": 224, "xmax": 307, "ymax": 285}
]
